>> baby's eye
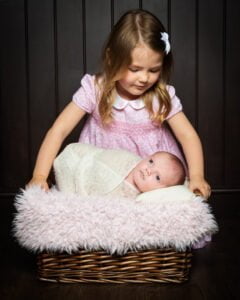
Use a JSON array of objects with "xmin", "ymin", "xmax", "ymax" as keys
[
  {"xmin": 156, "ymin": 175, "xmax": 160, "ymax": 181},
  {"xmin": 149, "ymin": 159, "xmax": 153, "ymax": 164}
]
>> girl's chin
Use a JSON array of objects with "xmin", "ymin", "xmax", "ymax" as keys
[
  {"xmin": 124, "ymin": 91, "xmax": 141, "ymax": 100},
  {"xmin": 120, "ymin": 87, "xmax": 145, "ymax": 99},
  {"xmin": 132, "ymin": 87, "xmax": 146, "ymax": 94}
]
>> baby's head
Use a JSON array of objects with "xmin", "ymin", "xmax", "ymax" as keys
[{"xmin": 127, "ymin": 151, "xmax": 185, "ymax": 193}]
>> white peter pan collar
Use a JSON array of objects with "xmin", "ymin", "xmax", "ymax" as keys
[{"xmin": 113, "ymin": 94, "xmax": 145, "ymax": 110}]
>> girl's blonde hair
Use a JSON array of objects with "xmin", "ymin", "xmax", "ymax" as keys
[{"xmin": 96, "ymin": 9, "xmax": 173, "ymax": 125}]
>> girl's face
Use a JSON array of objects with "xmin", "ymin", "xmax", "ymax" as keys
[{"xmin": 116, "ymin": 43, "xmax": 163, "ymax": 100}]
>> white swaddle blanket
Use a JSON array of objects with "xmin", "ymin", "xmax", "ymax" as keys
[{"xmin": 54, "ymin": 143, "xmax": 141, "ymax": 197}]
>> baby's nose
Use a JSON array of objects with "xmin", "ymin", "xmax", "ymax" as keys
[{"xmin": 145, "ymin": 167, "xmax": 151, "ymax": 176}]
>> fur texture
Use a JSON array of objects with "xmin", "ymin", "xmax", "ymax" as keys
[{"xmin": 13, "ymin": 186, "xmax": 218, "ymax": 255}]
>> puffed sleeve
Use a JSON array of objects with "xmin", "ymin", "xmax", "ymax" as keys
[
  {"xmin": 72, "ymin": 74, "xmax": 97, "ymax": 113},
  {"xmin": 165, "ymin": 85, "xmax": 183, "ymax": 120}
]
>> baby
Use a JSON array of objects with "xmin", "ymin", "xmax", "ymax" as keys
[
  {"xmin": 126, "ymin": 151, "xmax": 185, "ymax": 193},
  {"xmin": 54, "ymin": 143, "xmax": 185, "ymax": 198}
]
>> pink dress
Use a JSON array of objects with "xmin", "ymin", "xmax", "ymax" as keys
[{"xmin": 72, "ymin": 74, "xmax": 185, "ymax": 164}]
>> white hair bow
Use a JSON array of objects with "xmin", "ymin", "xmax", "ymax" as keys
[{"xmin": 160, "ymin": 32, "xmax": 171, "ymax": 54}]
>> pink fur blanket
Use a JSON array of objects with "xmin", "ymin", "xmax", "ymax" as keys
[{"xmin": 13, "ymin": 186, "xmax": 218, "ymax": 255}]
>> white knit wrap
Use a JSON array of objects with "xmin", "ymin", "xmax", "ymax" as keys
[{"xmin": 54, "ymin": 143, "xmax": 141, "ymax": 197}]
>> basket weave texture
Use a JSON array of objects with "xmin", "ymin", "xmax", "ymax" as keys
[{"xmin": 37, "ymin": 248, "xmax": 192, "ymax": 283}]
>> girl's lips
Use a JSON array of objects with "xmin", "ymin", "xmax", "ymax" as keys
[{"xmin": 135, "ymin": 85, "xmax": 146, "ymax": 89}]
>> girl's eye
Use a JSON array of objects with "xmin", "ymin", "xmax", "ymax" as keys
[
  {"xmin": 150, "ymin": 69, "xmax": 161, "ymax": 73},
  {"xmin": 156, "ymin": 175, "xmax": 160, "ymax": 181},
  {"xmin": 129, "ymin": 68, "xmax": 139, "ymax": 72},
  {"xmin": 149, "ymin": 159, "xmax": 153, "ymax": 164}
]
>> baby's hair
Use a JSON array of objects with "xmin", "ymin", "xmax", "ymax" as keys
[
  {"xmin": 155, "ymin": 151, "xmax": 186, "ymax": 186},
  {"xmin": 96, "ymin": 9, "xmax": 173, "ymax": 125}
]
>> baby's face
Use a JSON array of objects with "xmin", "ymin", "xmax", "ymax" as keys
[{"xmin": 131, "ymin": 153, "xmax": 170, "ymax": 192}]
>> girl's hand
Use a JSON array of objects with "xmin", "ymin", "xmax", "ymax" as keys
[
  {"xmin": 188, "ymin": 176, "xmax": 211, "ymax": 200},
  {"xmin": 26, "ymin": 175, "xmax": 49, "ymax": 191}
]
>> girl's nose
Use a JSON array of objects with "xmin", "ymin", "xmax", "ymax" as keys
[{"xmin": 139, "ymin": 72, "xmax": 148, "ymax": 83}]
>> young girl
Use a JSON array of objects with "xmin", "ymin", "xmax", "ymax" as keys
[{"xmin": 27, "ymin": 9, "xmax": 211, "ymax": 199}]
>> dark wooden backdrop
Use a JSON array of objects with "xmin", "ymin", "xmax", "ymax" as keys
[{"xmin": 0, "ymin": 0, "xmax": 239, "ymax": 194}]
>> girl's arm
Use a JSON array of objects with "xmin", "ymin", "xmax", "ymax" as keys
[
  {"xmin": 167, "ymin": 112, "xmax": 211, "ymax": 199},
  {"xmin": 27, "ymin": 102, "xmax": 86, "ymax": 190}
]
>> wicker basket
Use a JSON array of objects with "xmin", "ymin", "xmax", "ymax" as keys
[{"xmin": 37, "ymin": 248, "xmax": 192, "ymax": 283}]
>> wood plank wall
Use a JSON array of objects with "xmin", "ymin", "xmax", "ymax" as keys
[{"xmin": 0, "ymin": 0, "xmax": 239, "ymax": 193}]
